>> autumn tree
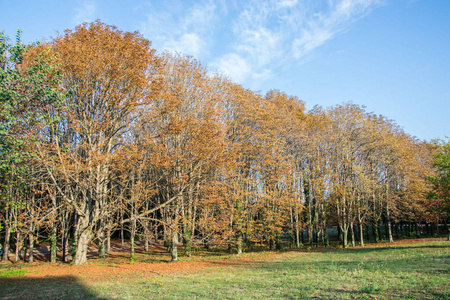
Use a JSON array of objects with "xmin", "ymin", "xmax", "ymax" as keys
[{"xmin": 31, "ymin": 21, "xmax": 160, "ymax": 265}]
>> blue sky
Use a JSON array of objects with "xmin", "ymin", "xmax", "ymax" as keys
[{"xmin": 1, "ymin": 0, "xmax": 449, "ymax": 141}]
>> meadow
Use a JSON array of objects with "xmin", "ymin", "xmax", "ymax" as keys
[{"xmin": 0, "ymin": 239, "xmax": 448, "ymax": 299}]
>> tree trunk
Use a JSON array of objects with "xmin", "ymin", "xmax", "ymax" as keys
[
  {"xmin": 130, "ymin": 230, "xmax": 135, "ymax": 261},
  {"xmin": 28, "ymin": 233, "xmax": 34, "ymax": 263},
  {"xmin": 98, "ymin": 232, "xmax": 106, "ymax": 259},
  {"xmin": 130, "ymin": 216, "xmax": 136, "ymax": 261},
  {"xmin": 350, "ymin": 222, "xmax": 355, "ymax": 247},
  {"xmin": 337, "ymin": 225, "xmax": 342, "ymax": 244},
  {"xmin": 74, "ymin": 229, "xmax": 91, "ymax": 265},
  {"xmin": 51, "ymin": 222, "xmax": 57, "ymax": 263},
  {"xmin": 144, "ymin": 221, "xmax": 150, "ymax": 252},
  {"xmin": 323, "ymin": 220, "xmax": 329, "ymax": 247},
  {"xmin": 14, "ymin": 231, "xmax": 21, "ymax": 263},
  {"xmin": 374, "ymin": 222, "xmax": 380, "ymax": 243},
  {"xmin": 2, "ymin": 225, "xmax": 10, "ymax": 263},
  {"xmin": 359, "ymin": 222, "xmax": 365, "ymax": 247},
  {"xmin": 62, "ymin": 230, "xmax": 69, "ymax": 263},
  {"xmin": 343, "ymin": 229, "xmax": 348, "ymax": 248},
  {"xmin": 340, "ymin": 224, "xmax": 348, "ymax": 248},
  {"xmin": 295, "ymin": 215, "xmax": 301, "ymax": 248},
  {"xmin": 237, "ymin": 231, "xmax": 243, "ymax": 255},
  {"xmin": 23, "ymin": 236, "xmax": 28, "ymax": 262},
  {"xmin": 387, "ymin": 219, "xmax": 394, "ymax": 243},
  {"xmin": 72, "ymin": 214, "xmax": 79, "ymax": 262},
  {"xmin": 107, "ymin": 229, "xmax": 111, "ymax": 254},
  {"xmin": 171, "ymin": 231, "xmax": 178, "ymax": 261}
]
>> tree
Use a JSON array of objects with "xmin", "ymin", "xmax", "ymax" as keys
[
  {"xmin": 33, "ymin": 21, "xmax": 160, "ymax": 265},
  {"xmin": 428, "ymin": 139, "xmax": 450, "ymax": 219},
  {"xmin": 1, "ymin": 30, "xmax": 64, "ymax": 262}
]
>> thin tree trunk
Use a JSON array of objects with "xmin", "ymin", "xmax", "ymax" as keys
[
  {"xmin": 350, "ymin": 222, "xmax": 355, "ymax": 248},
  {"xmin": 14, "ymin": 231, "xmax": 21, "ymax": 263},
  {"xmin": 28, "ymin": 233, "xmax": 34, "ymax": 263},
  {"xmin": 23, "ymin": 236, "xmax": 28, "ymax": 262},
  {"xmin": 323, "ymin": 219, "xmax": 329, "ymax": 247},
  {"xmin": 51, "ymin": 222, "xmax": 57, "ymax": 263},
  {"xmin": 387, "ymin": 219, "xmax": 394, "ymax": 243},
  {"xmin": 72, "ymin": 214, "xmax": 78, "ymax": 262},
  {"xmin": 130, "ymin": 218, "xmax": 136, "ymax": 261},
  {"xmin": 359, "ymin": 222, "xmax": 365, "ymax": 247},
  {"xmin": 171, "ymin": 231, "xmax": 178, "ymax": 261},
  {"xmin": 237, "ymin": 231, "xmax": 243, "ymax": 255},
  {"xmin": 2, "ymin": 225, "xmax": 10, "ymax": 263},
  {"xmin": 107, "ymin": 229, "xmax": 111, "ymax": 253}
]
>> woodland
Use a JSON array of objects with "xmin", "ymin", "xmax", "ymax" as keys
[{"xmin": 0, "ymin": 22, "xmax": 449, "ymax": 266}]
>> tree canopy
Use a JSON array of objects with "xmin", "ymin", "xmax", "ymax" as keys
[{"xmin": 0, "ymin": 22, "xmax": 446, "ymax": 265}]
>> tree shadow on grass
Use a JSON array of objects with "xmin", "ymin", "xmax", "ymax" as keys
[{"xmin": 0, "ymin": 276, "xmax": 106, "ymax": 300}]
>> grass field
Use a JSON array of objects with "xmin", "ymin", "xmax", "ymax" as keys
[{"xmin": 0, "ymin": 239, "xmax": 448, "ymax": 299}]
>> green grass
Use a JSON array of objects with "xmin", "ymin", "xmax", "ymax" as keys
[
  {"xmin": 0, "ymin": 267, "xmax": 28, "ymax": 278},
  {"xmin": 0, "ymin": 241, "xmax": 448, "ymax": 299},
  {"xmin": 91, "ymin": 241, "xmax": 449, "ymax": 299}
]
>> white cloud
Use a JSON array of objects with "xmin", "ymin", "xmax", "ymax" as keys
[
  {"xmin": 139, "ymin": 0, "xmax": 381, "ymax": 87},
  {"xmin": 276, "ymin": 0, "xmax": 299, "ymax": 8},
  {"xmin": 140, "ymin": 0, "xmax": 217, "ymax": 57},
  {"xmin": 212, "ymin": 0, "xmax": 381, "ymax": 86},
  {"xmin": 73, "ymin": 1, "xmax": 96, "ymax": 25},
  {"xmin": 214, "ymin": 53, "xmax": 252, "ymax": 83},
  {"xmin": 165, "ymin": 33, "xmax": 205, "ymax": 57},
  {"xmin": 291, "ymin": 0, "xmax": 378, "ymax": 58}
]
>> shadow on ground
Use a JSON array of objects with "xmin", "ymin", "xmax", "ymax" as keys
[{"xmin": 0, "ymin": 276, "xmax": 105, "ymax": 300}]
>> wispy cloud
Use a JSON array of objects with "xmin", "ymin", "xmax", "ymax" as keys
[
  {"xmin": 140, "ymin": 0, "xmax": 217, "ymax": 57},
  {"xmin": 73, "ymin": 1, "xmax": 96, "ymax": 25},
  {"xmin": 291, "ymin": 0, "xmax": 379, "ymax": 58},
  {"xmin": 214, "ymin": 0, "xmax": 381, "ymax": 86},
  {"xmin": 140, "ymin": 0, "xmax": 381, "ymax": 86}
]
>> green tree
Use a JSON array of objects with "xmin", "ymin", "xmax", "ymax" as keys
[
  {"xmin": 0, "ymin": 29, "xmax": 64, "ymax": 262},
  {"xmin": 428, "ymin": 138, "xmax": 450, "ymax": 218}
]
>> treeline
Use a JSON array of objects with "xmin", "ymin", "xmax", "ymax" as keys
[{"xmin": 0, "ymin": 22, "xmax": 446, "ymax": 265}]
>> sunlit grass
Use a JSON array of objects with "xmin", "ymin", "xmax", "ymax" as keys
[
  {"xmin": 92, "ymin": 241, "xmax": 449, "ymax": 299},
  {"xmin": 0, "ymin": 267, "xmax": 28, "ymax": 278},
  {"xmin": 0, "ymin": 241, "xmax": 448, "ymax": 299}
]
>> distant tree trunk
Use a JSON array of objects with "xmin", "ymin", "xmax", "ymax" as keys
[
  {"xmin": 350, "ymin": 222, "xmax": 355, "ymax": 247},
  {"xmin": 28, "ymin": 232, "xmax": 34, "ymax": 263},
  {"xmin": 359, "ymin": 222, "xmax": 365, "ymax": 247},
  {"xmin": 343, "ymin": 228, "xmax": 348, "ymax": 248},
  {"xmin": 2, "ymin": 224, "xmax": 11, "ymax": 263},
  {"xmin": 130, "ymin": 217, "xmax": 136, "ymax": 261},
  {"xmin": 62, "ymin": 231, "xmax": 69, "ymax": 263},
  {"xmin": 98, "ymin": 230, "xmax": 106, "ymax": 259},
  {"xmin": 51, "ymin": 222, "xmax": 57, "ymax": 263},
  {"xmin": 386, "ymin": 211, "xmax": 394, "ymax": 243},
  {"xmin": 237, "ymin": 231, "xmax": 243, "ymax": 255},
  {"xmin": 171, "ymin": 231, "xmax": 178, "ymax": 261},
  {"xmin": 61, "ymin": 211, "xmax": 70, "ymax": 263},
  {"xmin": 14, "ymin": 231, "xmax": 21, "ymax": 263},
  {"xmin": 373, "ymin": 221, "xmax": 380, "ymax": 243},
  {"xmin": 337, "ymin": 225, "xmax": 342, "ymax": 244},
  {"xmin": 295, "ymin": 211, "xmax": 301, "ymax": 248},
  {"xmin": 72, "ymin": 214, "xmax": 78, "ymax": 262},
  {"xmin": 323, "ymin": 220, "xmax": 329, "ymax": 247},
  {"xmin": 144, "ymin": 221, "xmax": 150, "ymax": 252},
  {"xmin": 23, "ymin": 236, "xmax": 28, "ymax": 262},
  {"xmin": 107, "ymin": 229, "xmax": 111, "ymax": 253}
]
